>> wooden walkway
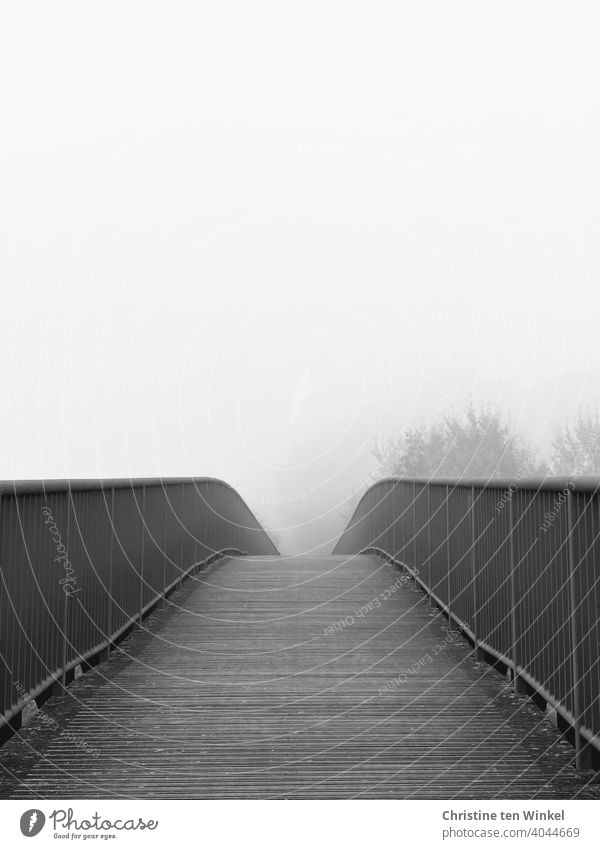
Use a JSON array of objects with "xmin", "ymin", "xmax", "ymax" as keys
[{"xmin": 0, "ymin": 555, "xmax": 597, "ymax": 799}]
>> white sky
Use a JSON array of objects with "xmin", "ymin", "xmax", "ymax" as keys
[{"xmin": 1, "ymin": 2, "xmax": 599, "ymax": 551}]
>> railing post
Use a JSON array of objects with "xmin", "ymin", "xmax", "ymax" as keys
[
  {"xmin": 390, "ymin": 482, "xmax": 400, "ymax": 571},
  {"xmin": 60, "ymin": 591, "xmax": 69, "ymax": 688},
  {"xmin": 179, "ymin": 482, "xmax": 185, "ymax": 589},
  {"xmin": 159, "ymin": 485, "xmax": 167, "ymax": 606},
  {"xmin": 194, "ymin": 482, "xmax": 200, "ymax": 573},
  {"xmin": 162, "ymin": 484, "xmax": 169, "ymax": 602},
  {"xmin": 471, "ymin": 486, "xmax": 484, "ymax": 661},
  {"xmin": 139, "ymin": 485, "xmax": 146, "ymax": 621},
  {"xmin": 567, "ymin": 488, "xmax": 592, "ymax": 770},
  {"xmin": 425, "ymin": 484, "xmax": 432, "ymax": 601},
  {"xmin": 446, "ymin": 484, "xmax": 451, "ymax": 621},
  {"xmin": 398, "ymin": 481, "xmax": 405, "ymax": 572},
  {"xmin": 100, "ymin": 488, "xmax": 115, "ymax": 661},
  {"xmin": 58, "ymin": 491, "xmax": 72, "ymax": 690},
  {"xmin": 416, "ymin": 481, "xmax": 425, "ymax": 591},
  {"xmin": 412, "ymin": 481, "xmax": 417, "ymax": 580},
  {"xmin": 509, "ymin": 490, "xmax": 526, "ymax": 695}
]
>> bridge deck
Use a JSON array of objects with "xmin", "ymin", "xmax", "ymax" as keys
[{"xmin": 0, "ymin": 555, "xmax": 596, "ymax": 799}]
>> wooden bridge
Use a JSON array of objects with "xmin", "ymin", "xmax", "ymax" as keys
[{"xmin": 1, "ymin": 478, "xmax": 599, "ymax": 798}]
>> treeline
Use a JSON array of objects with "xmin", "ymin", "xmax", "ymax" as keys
[{"xmin": 371, "ymin": 402, "xmax": 600, "ymax": 480}]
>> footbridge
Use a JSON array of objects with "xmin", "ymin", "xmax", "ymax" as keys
[{"xmin": 0, "ymin": 477, "xmax": 599, "ymax": 798}]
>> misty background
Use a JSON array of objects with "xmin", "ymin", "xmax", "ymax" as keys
[{"xmin": 1, "ymin": 3, "xmax": 599, "ymax": 553}]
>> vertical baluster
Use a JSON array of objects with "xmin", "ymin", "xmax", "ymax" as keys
[
  {"xmin": 139, "ymin": 485, "xmax": 146, "ymax": 621},
  {"xmin": 179, "ymin": 482, "xmax": 185, "ymax": 589},
  {"xmin": 446, "ymin": 483, "xmax": 451, "ymax": 621},
  {"xmin": 60, "ymin": 490, "xmax": 71, "ymax": 688},
  {"xmin": 567, "ymin": 488, "xmax": 592, "ymax": 770},
  {"xmin": 100, "ymin": 487, "xmax": 115, "ymax": 661},
  {"xmin": 471, "ymin": 485, "xmax": 484, "ymax": 660},
  {"xmin": 509, "ymin": 491, "xmax": 526, "ymax": 695}
]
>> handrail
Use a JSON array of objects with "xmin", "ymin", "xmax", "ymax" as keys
[
  {"xmin": 0, "ymin": 475, "xmax": 252, "ymax": 495},
  {"xmin": 342, "ymin": 474, "xmax": 600, "ymax": 499},
  {"xmin": 0, "ymin": 477, "xmax": 278, "ymax": 739},
  {"xmin": 334, "ymin": 475, "xmax": 600, "ymax": 770}
]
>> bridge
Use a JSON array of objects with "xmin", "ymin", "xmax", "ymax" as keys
[{"xmin": 0, "ymin": 477, "xmax": 599, "ymax": 798}]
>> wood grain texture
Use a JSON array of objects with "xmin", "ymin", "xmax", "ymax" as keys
[{"xmin": 1, "ymin": 554, "xmax": 597, "ymax": 799}]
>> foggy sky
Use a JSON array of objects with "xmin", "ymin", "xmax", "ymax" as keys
[{"xmin": 1, "ymin": 3, "xmax": 599, "ymax": 552}]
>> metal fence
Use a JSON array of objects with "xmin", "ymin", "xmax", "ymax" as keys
[
  {"xmin": 0, "ymin": 477, "xmax": 277, "ymax": 735},
  {"xmin": 334, "ymin": 476, "xmax": 600, "ymax": 769}
]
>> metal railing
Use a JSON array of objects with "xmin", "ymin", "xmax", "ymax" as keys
[
  {"xmin": 334, "ymin": 476, "xmax": 600, "ymax": 769},
  {"xmin": 0, "ymin": 477, "xmax": 278, "ymax": 737}
]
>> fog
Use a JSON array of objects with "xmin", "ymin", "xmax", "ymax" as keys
[{"xmin": 1, "ymin": 3, "xmax": 599, "ymax": 552}]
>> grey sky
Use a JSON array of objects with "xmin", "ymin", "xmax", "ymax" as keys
[{"xmin": 1, "ymin": 3, "xmax": 599, "ymax": 551}]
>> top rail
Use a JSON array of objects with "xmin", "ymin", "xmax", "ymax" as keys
[
  {"xmin": 0, "ymin": 476, "xmax": 244, "ymax": 495},
  {"xmin": 351, "ymin": 475, "xmax": 600, "ymax": 493}
]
